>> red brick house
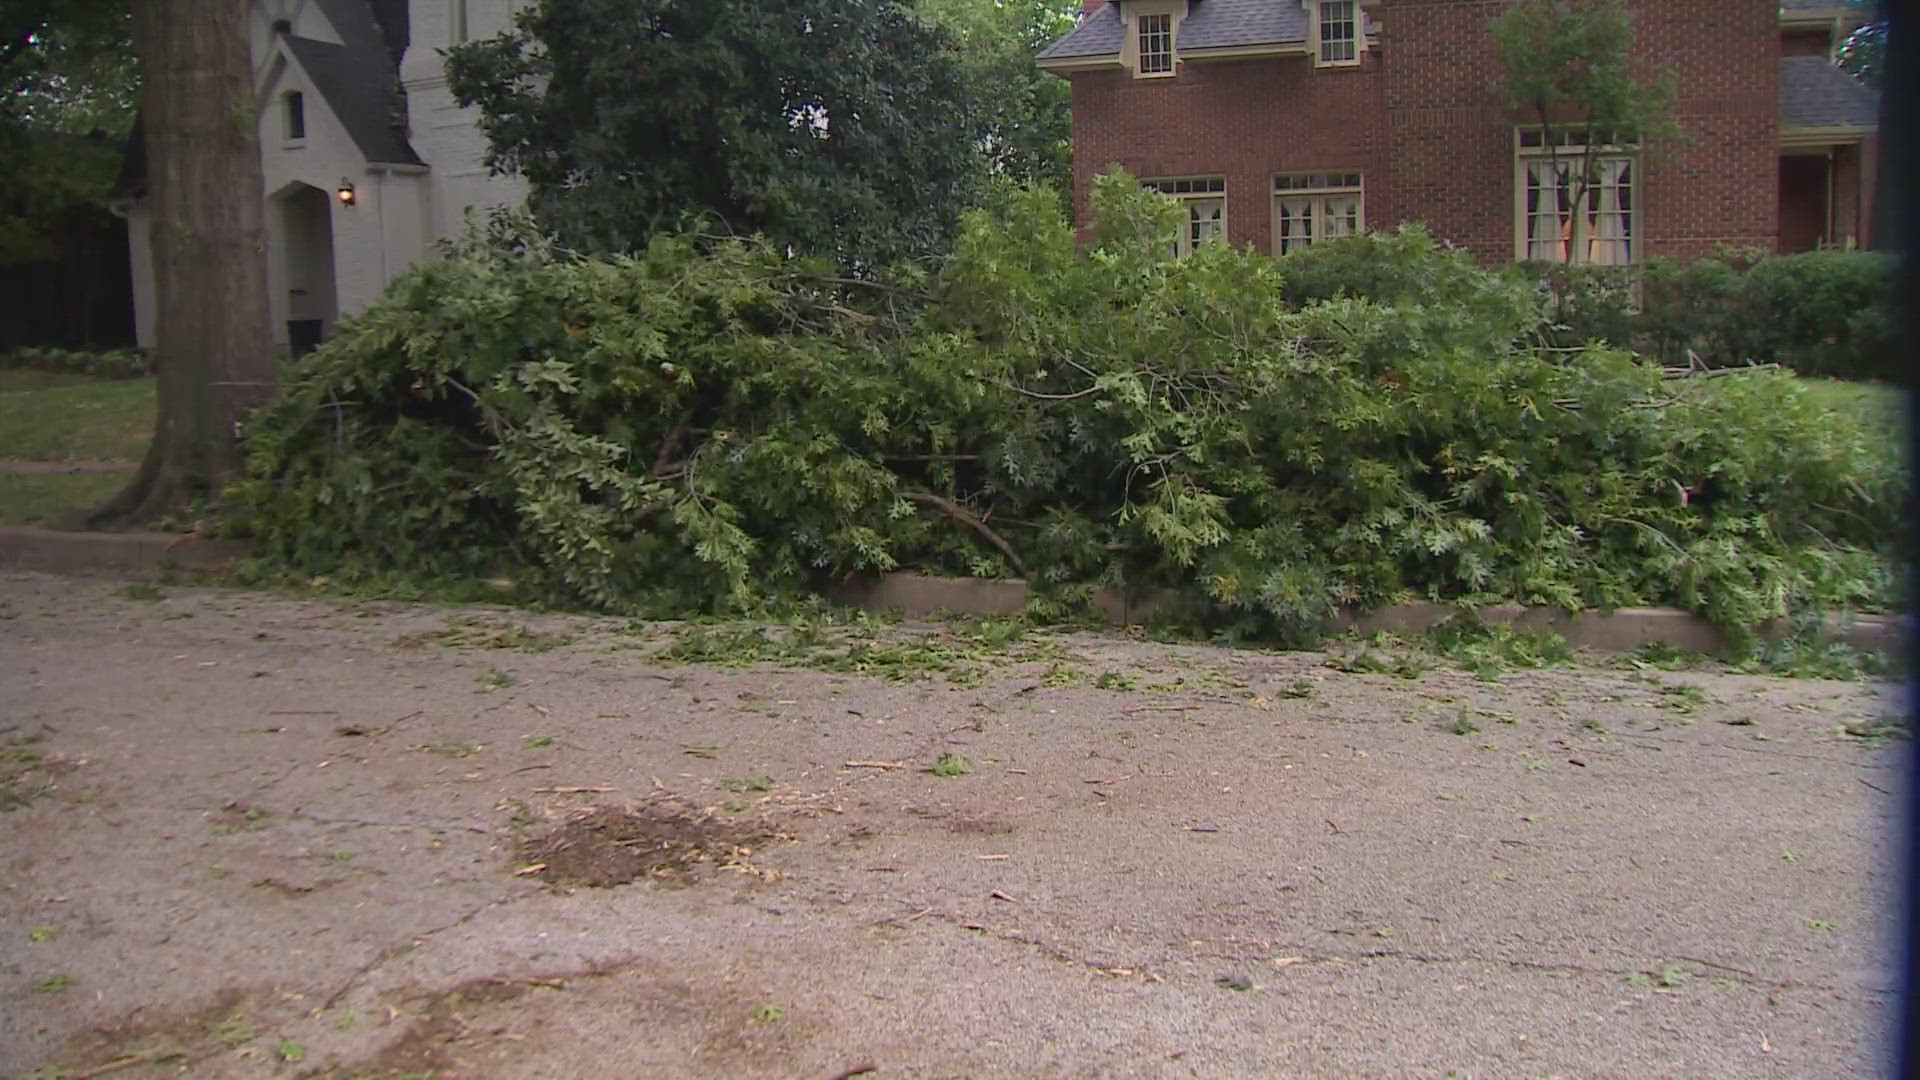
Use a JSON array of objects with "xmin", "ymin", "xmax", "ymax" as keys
[{"xmin": 1037, "ymin": 0, "xmax": 1880, "ymax": 263}]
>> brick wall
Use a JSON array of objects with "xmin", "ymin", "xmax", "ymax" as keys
[
  {"xmin": 1065, "ymin": 0, "xmax": 1783, "ymax": 262},
  {"xmin": 1070, "ymin": 53, "xmax": 1389, "ymax": 252}
]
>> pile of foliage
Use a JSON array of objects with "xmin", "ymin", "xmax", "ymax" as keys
[
  {"xmin": 0, "ymin": 346, "xmax": 148, "ymax": 379},
  {"xmin": 235, "ymin": 176, "xmax": 1903, "ymax": 645},
  {"xmin": 1534, "ymin": 249, "xmax": 1896, "ymax": 381}
]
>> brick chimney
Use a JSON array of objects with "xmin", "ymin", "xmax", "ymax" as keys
[{"xmin": 1083, "ymin": 0, "xmax": 1106, "ymax": 14}]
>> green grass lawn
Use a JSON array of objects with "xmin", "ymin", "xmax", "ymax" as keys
[
  {"xmin": 0, "ymin": 374, "xmax": 155, "ymax": 462},
  {"xmin": 1800, "ymin": 377, "xmax": 1903, "ymax": 420},
  {"xmin": 0, "ymin": 373, "xmax": 153, "ymax": 527},
  {"xmin": 0, "ymin": 472, "xmax": 130, "ymax": 528}
]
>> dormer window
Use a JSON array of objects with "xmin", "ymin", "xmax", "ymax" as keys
[
  {"xmin": 1316, "ymin": 0, "xmax": 1360, "ymax": 66},
  {"xmin": 1138, "ymin": 13, "xmax": 1174, "ymax": 75}
]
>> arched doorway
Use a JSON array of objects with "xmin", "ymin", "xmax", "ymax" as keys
[{"xmin": 275, "ymin": 183, "xmax": 338, "ymax": 357}]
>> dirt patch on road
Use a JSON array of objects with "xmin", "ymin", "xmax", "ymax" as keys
[
  {"xmin": 1, "ymin": 733, "xmax": 78, "ymax": 810},
  {"xmin": 518, "ymin": 800, "xmax": 784, "ymax": 888}
]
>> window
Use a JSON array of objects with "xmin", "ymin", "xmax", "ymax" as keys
[
  {"xmin": 284, "ymin": 91, "xmax": 305, "ymax": 141},
  {"xmin": 1318, "ymin": 1, "xmax": 1358, "ymax": 65},
  {"xmin": 1515, "ymin": 128, "xmax": 1636, "ymax": 265},
  {"xmin": 452, "ymin": 0, "xmax": 469, "ymax": 43},
  {"xmin": 1137, "ymin": 12, "xmax": 1174, "ymax": 75},
  {"xmin": 1271, "ymin": 172, "xmax": 1363, "ymax": 254},
  {"xmin": 1148, "ymin": 177, "xmax": 1226, "ymax": 256}
]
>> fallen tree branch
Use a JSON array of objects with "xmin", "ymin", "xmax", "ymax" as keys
[{"xmin": 902, "ymin": 491, "xmax": 1028, "ymax": 575}]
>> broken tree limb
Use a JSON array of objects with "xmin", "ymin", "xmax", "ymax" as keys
[{"xmin": 902, "ymin": 491, "xmax": 1027, "ymax": 575}]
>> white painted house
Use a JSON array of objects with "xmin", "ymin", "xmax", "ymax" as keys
[{"xmin": 114, "ymin": 0, "xmax": 526, "ymax": 354}]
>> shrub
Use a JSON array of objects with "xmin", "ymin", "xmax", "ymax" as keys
[
  {"xmin": 0, "ymin": 347, "xmax": 149, "ymax": 380},
  {"xmin": 1731, "ymin": 249, "xmax": 1896, "ymax": 380},
  {"xmin": 1519, "ymin": 249, "xmax": 1895, "ymax": 380},
  {"xmin": 235, "ymin": 179, "xmax": 1902, "ymax": 644}
]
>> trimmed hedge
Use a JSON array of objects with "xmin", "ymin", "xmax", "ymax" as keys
[
  {"xmin": 0, "ymin": 347, "xmax": 151, "ymax": 381},
  {"xmin": 1532, "ymin": 249, "xmax": 1895, "ymax": 381}
]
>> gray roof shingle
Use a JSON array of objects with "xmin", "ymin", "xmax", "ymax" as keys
[
  {"xmin": 1038, "ymin": 0, "xmax": 1321, "ymax": 61},
  {"xmin": 1182, "ymin": 0, "xmax": 1309, "ymax": 50},
  {"xmin": 1779, "ymin": 55, "xmax": 1880, "ymax": 128},
  {"xmin": 1036, "ymin": 4, "xmax": 1124, "ymax": 60},
  {"xmin": 284, "ymin": 35, "xmax": 424, "ymax": 165}
]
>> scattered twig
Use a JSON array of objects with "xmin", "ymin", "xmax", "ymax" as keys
[
  {"xmin": 72, "ymin": 1049, "xmax": 171, "ymax": 1077},
  {"xmin": 990, "ymin": 889, "xmax": 1017, "ymax": 902},
  {"xmin": 829, "ymin": 1064, "xmax": 880, "ymax": 1080},
  {"xmin": 901, "ymin": 491, "xmax": 1028, "ymax": 575},
  {"xmin": 1859, "ymin": 776, "xmax": 1894, "ymax": 797},
  {"xmin": 533, "ymin": 786, "xmax": 615, "ymax": 794},
  {"xmin": 1672, "ymin": 954, "xmax": 1769, "ymax": 982},
  {"xmin": 478, "ymin": 975, "xmax": 569, "ymax": 990},
  {"xmin": 976, "ymin": 853, "xmax": 1009, "ymax": 861},
  {"xmin": 845, "ymin": 760, "xmax": 907, "ymax": 770},
  {"xmin": 268, "ymin": 709, "xmax": 339, "ymax": 716}
]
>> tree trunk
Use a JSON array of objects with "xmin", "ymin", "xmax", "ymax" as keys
[{"xmin": 89, "ymin": 0, "xmax": 275, "ymax": 530}]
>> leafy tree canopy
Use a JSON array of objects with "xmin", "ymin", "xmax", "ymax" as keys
[
  {"xmin": 447, "ymin": 0, "xmax": 988, "ymax": 268},
  {"xmin": 0, "ymin": 0, "xmax": 134, "ymax": 268},
  {"xmin": 1490, "ymin": 0, "xmax": 1680, "ymax": 146},
  {"xmin": 918, "ymin": 0, "xmax": 1076, "ymax": 194},
  {"xmin": 2, "ymin": 0, "xmax": 135, "ymax": 133}
]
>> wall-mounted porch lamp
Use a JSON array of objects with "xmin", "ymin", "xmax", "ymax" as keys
[{"xmin": 336, "ymin": 179, "xmax": 357, "ymax": 207}]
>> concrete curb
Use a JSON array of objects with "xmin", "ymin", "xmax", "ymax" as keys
[
  {"xmin": 0, "ymin": 527, "xmax": 252, "ymax": 572},
  {"xmin": 0, "ymin": 528, "xmax": 1895, "ymax": 656},
  {"xmin": 829, "ymin": 575, "xmax": 1898, "ymax": 657}
]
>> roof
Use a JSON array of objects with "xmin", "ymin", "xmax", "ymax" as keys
[
  {"xmin": 1037, "ymin": 0, "xmax": 1315, "ymax": 61},
  {"xmin": 113, "ymin": 0, "xmax": 420, "ymax": 198},
  {"xmin": 284, "ymin": 35, "xmax": 424, "ymax": 165},
  {"xmin": 1779, "ymin": 55, "xmax": 1880, "ymax": 128}
]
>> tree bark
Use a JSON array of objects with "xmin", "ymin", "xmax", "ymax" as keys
[{"xmin": 89, "ymin": 0, "xmax": 275, "ymax": 529}]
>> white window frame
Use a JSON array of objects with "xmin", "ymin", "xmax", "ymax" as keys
[
  {"xmin": 1146, "ymin": 177, "xmax": 1227, "ymax": 256},
  {"xmin": 283, "ymin": 90, "xmax": 306, "ymax": 144},
  {"xmin": 1125, "ymin": 1, "xmax": 1182, "ymax": 79},
  {"xmin": 1271, "ymin": 172, "xmax": 1364, "ymax": 254},
  {"xmin": 1305, "ymin": 0, "xmax": 1366, "ymax": 68},
  {"xmin": 1513, "ymin": 127, "xmax": 1639, "ymax": 265}
]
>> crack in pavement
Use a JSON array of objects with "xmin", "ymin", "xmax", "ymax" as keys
[
  {"xmin": 319, "ymin": 890, "xmax": 543, "ymax": 1012},
  {"xmin": 1200, "ymin": 945, "xmax": 1891, "ymax": 996}
]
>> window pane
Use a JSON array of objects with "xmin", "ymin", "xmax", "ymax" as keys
[
  {"xmin": 1319, "ymin": 0, "xmax": 1356, "ymax": 62},
  {"xmin": 1525, "ymin": 160, "xmax": 1570, "ymax": 263},
  {"xmin": 1586, "ymin": 156, "xmax": 1632, "ymax": 265},
  {"xmin": 1190, "ymin": 198, "xmax": 1224, "ymax": 250},
  {"xmin": 285, "ymin": 92, "xmax": 305, "ymax": 140},
  {"xmin": 1139, "ymin": 13, "xmax": 1173, "ymax": 74},
  {"xmin": 1277, "ymin": 197, "xmax": 1314, "ymax": 253},
  {"xmin": 1323, "ymin": 195, "xmax": 1359, "ymax": 238}
]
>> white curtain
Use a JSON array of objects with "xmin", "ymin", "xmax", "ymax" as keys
[
  {"xmin": 1277, "ymin": 197, "xmax": 1313, "ymax": 253},
  {"xmin": 1526, "ymin": 159, "xmax": 1570, "ymax": 262},
  {"xmin": 1323, "ymin": 195, "xmax": 1359, "ymax": 239},
  {"xmin": 1586, "ymin": 158, "xmax": 1631, "ymax": 265},
  {"xmin": 1190, "ymin": 199, "xmax": 1224, "ymax": 250}
]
